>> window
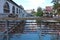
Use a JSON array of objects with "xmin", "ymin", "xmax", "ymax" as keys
[
  {"xmin": 19, "ymin": 9, "xmax": 20, "ymax": 13},
  {"xmin": 12, "ymin": 6, "xmax": 15, "ymax": 14},
  {"xmin": 16, "ymin": 8, "xmax": 18, "ymax": 13},
  {"xmin": 3, "ymin": 2, "xmax": 10, "ymax": 13}
]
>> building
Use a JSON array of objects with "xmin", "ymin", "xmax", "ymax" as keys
[
  {"xmin": 0, "ymin": 0, "xmax": 29, "ymax": 39},
  {"xmin": 45, "ymin": 6, "xmax": 53, "ymax": 13},
  {"xmin": 0, "ymin": 0, "xmax": 27, "ymax": 18},
  {"xmin": 25, "ymin": 9, "xmax": 35, "ymax": 17},
  {"xmin": 26, "ymin": 9, "xmax": 34, "ymax": 14},
  {"xmin": 26, "ymin": 10, "xmax": 32, "ymax": 14},
  {"xmin": 43, "ymin": 6, "xmax": 53, "ymax": 17}
]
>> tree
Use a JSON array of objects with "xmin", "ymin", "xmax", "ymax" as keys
[
  {"xmin": 52, "ymin": 0, "xmax": 60, "ymax": 4},
  {"xmin": 52, "ymin": 0, "xmax": 60, "ymax": 14},
  {"xmin": 36, "ymin": 7, "xmax": 43, "ymax": 16},
  {"xmin": 31, "ymin": 9, "xmax": 35, "ymax": 13},
  {"xmin": 30, "ymin": 9, "xmax": 37, "ymax": 16}
]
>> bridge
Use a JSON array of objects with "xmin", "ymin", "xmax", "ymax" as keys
[
  {"xmin": 0, "ymin": 17, "xmax": 60, "ymax": 34},
  {"xmin": 0, "ymin": 17, "xmax": 60, "ymax": 40}
]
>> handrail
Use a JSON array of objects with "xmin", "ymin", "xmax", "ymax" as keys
[
  {"xmin": 0, "ymin": 13, "xmax": 10, "ymax": 18},
  {"xmin": 0, "ymin": 17, "xmax": 59, "ymax": 20}
]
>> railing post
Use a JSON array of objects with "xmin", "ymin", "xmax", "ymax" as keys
[
  {"xmin": 40, "ymin": 21, "xmax": 42, "ymax": 40},
  {"xmin": 6, "ymin": 20, "xmax": 9, "ymax": 40},
  {"xmin": 37, "ymin": 20, "xmax": 42, "ymax": 40}
]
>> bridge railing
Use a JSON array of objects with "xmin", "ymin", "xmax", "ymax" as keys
[
  {"xmin": 0, "ymin": 13, "xmax": 10, "ymax": 18},
  {"xmin": 0, "ymin": 17, "xmax": 60, "ymax": 40}
]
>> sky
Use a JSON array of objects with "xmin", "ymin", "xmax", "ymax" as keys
[{"xmin": 13, "ymin": 0, "xmax": 53, "ymax": 10}]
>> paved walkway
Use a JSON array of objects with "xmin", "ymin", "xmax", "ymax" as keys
[
  {"xmin": 10, "ymin": 33, "xmax": 40, "ymax": 40},
  {"xmin": 10, "ymin": 20, "xmax": 54, "ymax": 40},
  {"xmin": 10, "ymin": 32, "xmax": 53, "ymax": 40},
  {"xmin": 10, "ymin": 20, "xmax": 40, "ymax": 40}
]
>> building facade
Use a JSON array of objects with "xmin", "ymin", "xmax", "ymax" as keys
[
  {"xmin": 0, "ymin": 0, "xmax": 28, "ymax": 39},
  {"xmin": 0, "ymin": 0, "xmax": 27, "ymax": 18}
]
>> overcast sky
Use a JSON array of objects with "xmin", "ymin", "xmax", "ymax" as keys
[{"xmin": 13, "ymin": 0, "xmax": 53, "ymax": 10}]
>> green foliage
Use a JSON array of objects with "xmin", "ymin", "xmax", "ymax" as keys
[
  {"xmin": 33, "ymin": 12, "xmax": 37, "ymax": 16},
  {"xmin": 52, "ymin": 0, "xmax": 60, "ymax": 14},
  {"xmin": 31, "ymin": 9, "xmax": 37, "ymax": 16},
  {"xmin": 31, "ymin": 9, "xmax": 35, "ymax": 14},
  {"xmin": 36, "ymin": 7, "xmax": 43, "ymax": 17},
  {"xmin": 53, "ymin": 2, "xmax": 60, "ymax": 9},
  {"xmin": 52, "ymin": 0, "xmax": 60, "ymax": 4}
]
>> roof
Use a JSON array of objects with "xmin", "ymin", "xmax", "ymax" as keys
[{"xmin": 7, "ymin": 0, "xmax": 24, "ymax": 10}]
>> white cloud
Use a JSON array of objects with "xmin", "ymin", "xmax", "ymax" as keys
[
  {"xmin": 25, "ymin": 0, "xmax": 45, "ymax": 10},
  {"xmin": 28, "ymin": 0, "xmax": 45, "ymax": 6},
  {"xmin": 29, "ymin": 0, "xmax": 45, "ymax": 3},
  {"xmin": 13, "ymin": 0, "xmax": 53, "ymax": 10}
]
